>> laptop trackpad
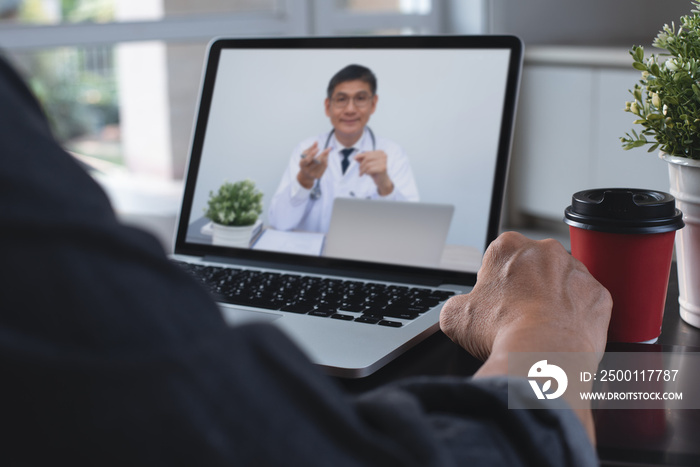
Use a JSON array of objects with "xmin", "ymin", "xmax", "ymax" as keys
[{"xmin": 219, "ymin": 305, "xmax": 283, "ymax": 326}]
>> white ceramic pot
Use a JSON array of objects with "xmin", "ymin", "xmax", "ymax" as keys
[
  {"xmin": 662, "ymin": 153, "xmax": 700, "ymax": 328},
  {"xmin": 211, "ymin": 222, "xmax": 254, "ymax": 248}
]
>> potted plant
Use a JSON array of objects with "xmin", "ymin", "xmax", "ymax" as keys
[
  {"xmin": 204, "ymin": 179, "xmax": 263, "ymax": 248},
  {"xmin": 621, "ymin": 0, "xmax": 700, "ymax": 328}
]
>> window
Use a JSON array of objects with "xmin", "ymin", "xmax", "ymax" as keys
[
  {"xmin": 0, "ymin": 0, "xmax": 450, "ymax": 179},
  {"xmin": 8, "ymin": 44, "xmax": 120, "ymax": 164},
  {"xmin": 337, "ymin": 0, "xmax": 430, "ymax": 14},
  {"xmin": 315, "ymin": 0, "xmax": 439, "ymax": 35}
]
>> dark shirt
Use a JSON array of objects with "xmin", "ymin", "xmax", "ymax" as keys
[{"xmin": 0, "ymin": 55, "xmax": 597, "ymax": 466}]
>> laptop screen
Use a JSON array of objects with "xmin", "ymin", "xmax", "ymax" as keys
[{"xmin": 175, "ymin": 36, "xmax": 522, "ymax": 281}]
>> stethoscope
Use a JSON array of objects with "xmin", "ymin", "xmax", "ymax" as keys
[{"xmin": 309, "ymin": 127, "xmax": 376, "ymax": 200}]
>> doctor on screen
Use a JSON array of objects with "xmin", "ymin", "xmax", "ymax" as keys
[{"xmin": 268, "ymin": 64, "xmax": 419, "ymax": 233}]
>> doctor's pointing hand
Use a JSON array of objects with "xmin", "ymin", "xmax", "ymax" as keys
[
  {"xmin": 269, "ymin": 64, "xmax": 419, "ymax": 234},
  {"xmin": 297, "ymin": 141, "xmax": 331, "ymax": 190}
]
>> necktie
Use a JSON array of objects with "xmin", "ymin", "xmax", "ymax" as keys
[{"xmin": 340, "ymin": 148, "xmax": 354, "ymax": 174}]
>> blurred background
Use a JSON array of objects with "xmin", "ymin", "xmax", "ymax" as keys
[{"xmin": 0, "ymin": 0, "xmax": 693, "ymax": 250}]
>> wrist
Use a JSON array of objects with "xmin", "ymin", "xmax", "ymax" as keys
[
  {"xmin": 297, "ymin": 172, "xmax": 315, "ymax": 190},
  {"xmin": 374, "ymin": 174, "xmax": 394, "ymax": 196},
  {"xmin": 493, "ymin": 320, "xmax": 602, "ymax": 356}
]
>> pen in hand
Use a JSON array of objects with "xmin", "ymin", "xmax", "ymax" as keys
[{"xmin": 297, "ymin": 141, "xmax": 330, "ymax": 189}]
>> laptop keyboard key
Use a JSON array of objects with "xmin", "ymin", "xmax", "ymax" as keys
[
  {"xmin": 381, "ymin": 310, "xmax": 419, "ymax": 320},
  {"xmin": 309, "ymin": 310, "xmax": 334, "ymax": 318},
  {"xmin": 378, "ymin": 320, "xmax": 403, "ymax": 328},
  {"xmin": 406, "ymin": 305, "xmax": 430, "ymax": 314},
  {"xmin": 429, "ymin": 291, "xmax": 456, "ymax": 301},
  {"xmin": 355, "ymin": 316, "xmax": 380, "ymax": 324},
  {"xmin": 331, "ymin": 313, "xmax": 354, "ymax": 321}
]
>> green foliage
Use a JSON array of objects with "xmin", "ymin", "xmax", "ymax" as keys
[
  {"xmin": 621, "ymin": 1, "xmax": 700, "ymax": 159},
  {"xmin": 205, "ymin": 180, "xmax": 263, "ymax": 227},
  {"xmin": 20, "ymin": 0, "xmax": 114, "ymax": 24},
  {"xmin": 27, "ymin": 58, "xmax": 118, "ymax": 142},
  {"xmin": 61, "ymin": 0, "xmax": 114, "ymax": 23},
  {"xmin": 16, "ymin": 1, "xmax": 118, "ymax": 146}
]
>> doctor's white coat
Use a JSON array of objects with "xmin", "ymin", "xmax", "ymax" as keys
[{"xmin": 268, "ymin": 128, "xmax": 419, "ymax": 233}]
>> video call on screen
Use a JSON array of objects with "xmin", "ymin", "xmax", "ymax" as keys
[{"xmin": 185, "ymin": 46, "xmax": 512, "ymax": 273}]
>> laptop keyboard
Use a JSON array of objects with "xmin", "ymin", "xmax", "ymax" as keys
[{"xmin": 174, "ymin": 261, "xmax": 456, "ymax": 328}]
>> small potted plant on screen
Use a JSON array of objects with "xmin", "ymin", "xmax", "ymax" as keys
[{"xmin": 205, "ymin": 179, "xmax": 263, "ymax": 248}]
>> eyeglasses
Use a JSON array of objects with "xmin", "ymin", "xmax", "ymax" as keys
[{"xmin": 329, "ymin": 92, "xmax": 374, "ymax": 109}]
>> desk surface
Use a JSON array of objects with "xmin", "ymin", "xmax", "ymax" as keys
[
  {"xmin": 186, "ymin": 217, "xmax": 482, "ymax": 272},
  {"xmin": 337, "ymin": 264, "xmax": 700, "ymax": 467}
]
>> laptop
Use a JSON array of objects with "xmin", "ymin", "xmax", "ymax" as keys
[
  {"xmin": 324, "ymin": 198, "xmax": 454, "ymax": 269},
  {"xmin": 172, "ymin": 35, "xmax": 523, "ymax": 378}
]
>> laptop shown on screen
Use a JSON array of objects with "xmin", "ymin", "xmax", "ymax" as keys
[
  {"xmin": 172, "ymin": 35, "xmax": 523, "ymax": 377},
  {"xmin": 323, "ymin": 198, "xmax": 455, "ymax": 269}
]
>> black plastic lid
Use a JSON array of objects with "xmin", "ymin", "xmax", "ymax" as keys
[{"xmin": 564, "ymin": 188, "xmax": 684, "ymax": 234}]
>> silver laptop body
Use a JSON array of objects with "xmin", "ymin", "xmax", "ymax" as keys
[
  {"xmin": 324, "ymin": 198, "xmax": 454, "ymax": 269},
  {"xmin": 171, "ymin": 35, "xmax": 523, "ymax": 378}
]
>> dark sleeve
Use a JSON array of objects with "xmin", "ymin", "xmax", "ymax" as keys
[
  {"xmin": 0, "ymin": 55, "xmax": 596, "ymax": 466},
  {"xmin": 356, "ymin": 376, "xmax": 598, "ymax": 467}
]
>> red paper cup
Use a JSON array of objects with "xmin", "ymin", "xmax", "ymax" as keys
[{"xmin": 564, "ymin": 189, "xmax": 684, "ymax": 343}]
